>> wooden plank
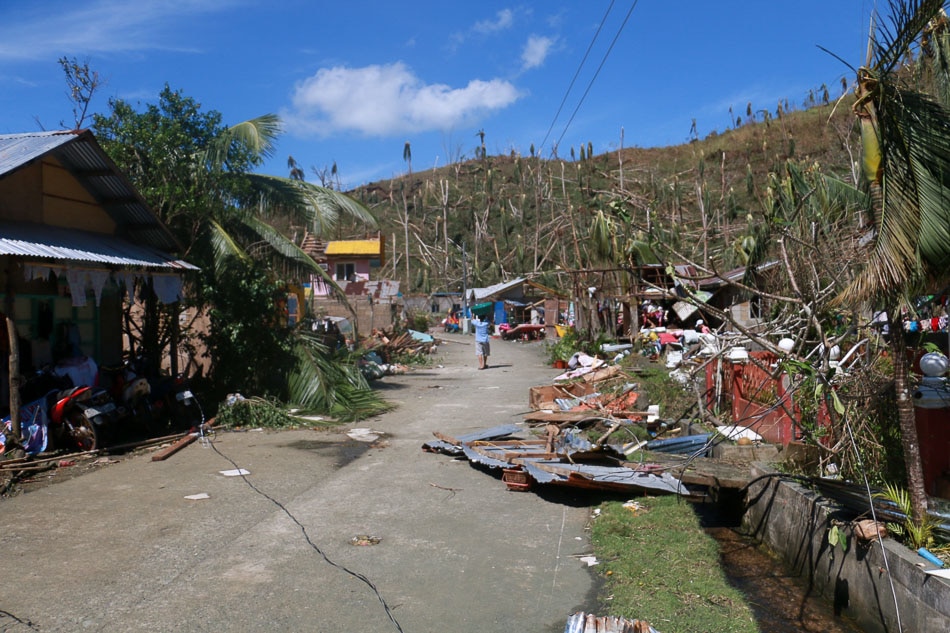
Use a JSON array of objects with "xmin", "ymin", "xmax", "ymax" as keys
[
  {"xmin": 522, "ymin": 411, "xmax": 604, "ymax": 423},
  {"xmin": 151, "ymin": 433, "xmax": 197, "ymax": 462}
]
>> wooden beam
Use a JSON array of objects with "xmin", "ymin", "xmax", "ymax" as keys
[{"xmin": 150, "ymin": 433, "xmax": 197, "ymax": 461}]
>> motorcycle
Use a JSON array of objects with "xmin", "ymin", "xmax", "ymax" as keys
[
  {"xmin": 48, "ymin": 384, "xmax": 120, "ymax": 451},
  {"xmin": 19, "ymin": 367, "xmax": 121, "ymax": 451},
  {"xmin": 100, "ymin": 356, "xmax": 156, "ymax": 436},
  {"xmin": 107, "ymin": 354, "xmax": 204, "ymax": 433}
]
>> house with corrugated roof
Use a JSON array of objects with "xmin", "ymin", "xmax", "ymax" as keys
[
  {"xmin": 310, "ymin": 233, "xmax": 385, "ymax": 296},
  {"xmin": 0, "ymin": 130, "xmax": 195, "ymax": 428}
]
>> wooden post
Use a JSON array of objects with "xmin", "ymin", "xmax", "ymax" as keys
[
  {"xmin": 3, "ymin": 258, "xmax": 21, "ymax": 446},
  {"xmin": 170, "ymin": 302, "xmax": 180, "ymax": 377}
]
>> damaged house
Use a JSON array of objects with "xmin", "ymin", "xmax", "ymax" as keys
[{"xmin": 0, "ymin": 130, "xmax": 196, "ymax": 439}]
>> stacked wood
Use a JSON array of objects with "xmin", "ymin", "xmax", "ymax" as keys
[{"xmin": 363, "ymin": 327, "xmax": 438, "ymax": 362}]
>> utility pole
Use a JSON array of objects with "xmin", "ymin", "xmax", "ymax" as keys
[{"xmin": 461, "ymin": 242, "xmax": 468, "ymax": 323}]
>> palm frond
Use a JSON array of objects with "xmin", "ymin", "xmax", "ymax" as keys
[
  {"xmin": 204, "ymin": 114, "xmax": 282, "ymax": 170},
  {"xmin": 873, "ymin": 0, "xmax": 946, "ymax": 76},
  {"xmin": 208, "ymin": 219, "xmax": 250, "ymax": 264},
  {"xmin": 286, "ymin": 332, "xmax": 393, "ymax": 421},
  {"xmin": 840, "ymin": 3, "xmax": 950, "ymax": 307},
  {"xmin": 239, "ymin": 173, "xmax": 378, "ymax": 234}
]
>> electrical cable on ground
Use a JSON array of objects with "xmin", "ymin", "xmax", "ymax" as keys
[
  {"xmin": 207, "ymin": 433, "xmax": 406, "ymax": 633},
  {"xmin": 538, "ymin": 0, "xmax": 616, "ymax": 155},
  {"xmin": 0, "ymin": 608, "xmax": 40, "ymax": 631}
]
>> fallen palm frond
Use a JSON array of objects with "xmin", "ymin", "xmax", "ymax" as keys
[{"xmin": 287, "ymin": 331, "xmax": 394, "ymax": 422}]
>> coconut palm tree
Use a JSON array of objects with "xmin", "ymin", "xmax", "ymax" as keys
[
  {"xmin": 838, "ymin": 0, "xmax": 950, "ymax": 520},
  {"xmin": 93, "ymin": 88, "xmax": 383, "ymax": 416},
  {"xmin": 202, "ymin": 113, "xmax": 375, "ymax": 303}
]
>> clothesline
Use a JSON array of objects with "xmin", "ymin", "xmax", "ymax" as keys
[{"xmin": 21, "ymin": 264, "xmax": 184, "ymax": 307}]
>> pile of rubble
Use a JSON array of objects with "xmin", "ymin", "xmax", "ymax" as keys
[
  {"xmin": 360, "ymin": 328, "xmax": 439, "ymax": 379},
  {"xmin": 424, "ymin": 363, "xmax": 701, "ymax": 497}
]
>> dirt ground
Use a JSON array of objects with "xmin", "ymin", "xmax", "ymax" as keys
[{"xmin": 0, "ymin": 334, "xmax": 598, "ymax": 633}]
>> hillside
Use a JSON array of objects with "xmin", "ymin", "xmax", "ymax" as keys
[{"xmin": 345, "ymin": 96, "xmax": 860, "ymax": 296}]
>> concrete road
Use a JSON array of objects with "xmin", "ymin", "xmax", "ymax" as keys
[{"xmin": 0, "ymin": 334, "xmax": 598, "ymax": 633}]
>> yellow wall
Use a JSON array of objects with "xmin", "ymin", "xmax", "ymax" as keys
[
  {"xmin": 41, "ymin": 160, "xmax": 116, "ymax": 233},
  {"xmin": 0, "ymin": 161, "xmax": 43, "ymax": 222},
  {"xmin": 0, "ymin": 158, "xmax": 117, "ymax": 232}
]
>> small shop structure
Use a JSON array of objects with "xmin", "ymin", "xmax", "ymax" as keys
[{"xmin": 466, "ymin": 277, "xmax": 561, "ymax": 339}]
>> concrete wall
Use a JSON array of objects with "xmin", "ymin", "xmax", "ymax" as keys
[
  {"xmin": 743, "ymin": 467, "xmax": 950, "ymax": 633},
  {"xmin": 312, "ymin": 297, "xmax": 400, "ymax": 336}
]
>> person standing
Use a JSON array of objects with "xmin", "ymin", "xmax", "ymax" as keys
[{"xmin": 473, "ymin": 316, "xmax": 491, "ymax": 369}]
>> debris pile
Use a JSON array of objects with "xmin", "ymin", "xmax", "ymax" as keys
[
  {"xmin": 421, "ymin": 353, "xmax": 755, "ymax": 497},
  {"xmin": 360, "ymin": 327, "xmax": 439, "ymax": 378},
  {"xmin": 564, "ymin": 612, "xmax": 659, "ymax": 633},
  {"xmin": 423, "ymin": 423, "xmax": 691, "ymax": 496}
]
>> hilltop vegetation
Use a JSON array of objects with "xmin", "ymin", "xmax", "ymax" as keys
[{"xmin": 341, "ymin": 91, "xmax": 860, "ymax": 295}]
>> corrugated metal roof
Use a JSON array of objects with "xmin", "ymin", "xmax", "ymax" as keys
[
  {"xmin": 564, "ymin": 612, "xmax": 659, "ymax": 633},
  {"xmin": 325, "ymin": 239, "xmax": 381, "ymax": 256},
  {"xmin": 0, "ymin": 131, "xmax": 75, "ymax": 175},
  {"xmin": 0, "ymin": 130, "xmax": 181, "ymax": 253},
  {"xmin": 0, "ymin": 221, "xmax": 198, "ymax": 270},
  {"xmin": 471, "ymin": 277, "xmax": 526, "ymax": 301}
]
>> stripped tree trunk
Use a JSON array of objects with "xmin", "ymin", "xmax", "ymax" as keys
[{"xmin": 888, "ymin": 310, "xmax": 929, "ymax": 520}]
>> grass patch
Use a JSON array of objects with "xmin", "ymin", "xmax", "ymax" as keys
[{"xmin": 590, "ymin": 496, "xmax": 758, "ymax": 633}]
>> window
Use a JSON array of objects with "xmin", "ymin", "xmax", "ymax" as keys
[{"xmin": 335, "ymin": 262, "xmax": 355, "ymax": 281}]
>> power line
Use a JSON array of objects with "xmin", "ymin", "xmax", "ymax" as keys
[
  {"xmin": 538, "ymin": 0, "xmax": 616, "ymax": 154},
  {"xmin": 553, "ymin": 0, "xmax": 641, "ymax": 155}
]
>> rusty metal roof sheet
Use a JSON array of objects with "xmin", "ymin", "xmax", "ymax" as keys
[
  {"xmin": 0, "ymin": 221, "xmax": 198, "ymax": 270},
  {"xmin": 564, "ymin": 612, "xmax": 659, "ymax": 633},
  {"xmin": 523, "ymin": 461, "xmax": 687, "ymax": 495},
  {"xmin": 421, "ymin": 424, "xmax": 522, "ymax": 454},
  {"xmin": 0, "ymin": 130, "xmax": 181, "ymax": 253}
]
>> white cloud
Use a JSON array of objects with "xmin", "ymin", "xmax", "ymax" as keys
[
  {"xmin": 473, "ymin": 9, "xmax": 514, "ymax": 34},
  {"xmin": 0, "ymin": 0, "xmax": 239, "ymax": 60},
  {"xmin": 521, "ymin": 35, "xmax": 554, "ymax": 70},
  {"xmin": 285, "ymin": 62, "xmax": 521, "ymax": 137}
]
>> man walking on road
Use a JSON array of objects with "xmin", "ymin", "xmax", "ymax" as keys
[{"xmin": 473, "ymin": 315, "xmax": 491, "ymax": 369}]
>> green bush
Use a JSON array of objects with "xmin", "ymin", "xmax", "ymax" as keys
[
  {"xmin": 216, "ymin": 396, "xmax": 312, "ymax": 429},
  {"xmin": 410, "ymin": 311, "xmax": 430, "ymax": 332}
]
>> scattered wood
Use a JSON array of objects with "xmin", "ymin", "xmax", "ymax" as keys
[
  {"xmin": 364, "ymin": 326, "xmax": 440, "ymax": 360},
  {"xmin": 523, "ymin": 411, "xmax": 607, "ymax": 424},
  {"xmin": 151, "ymin": 433, "xmax": 197, "ymax": 462}
]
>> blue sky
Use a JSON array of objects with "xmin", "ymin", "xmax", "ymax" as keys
[{"xmin": 1, "ymin": 1, "xmax": 876, "ymax": 189}]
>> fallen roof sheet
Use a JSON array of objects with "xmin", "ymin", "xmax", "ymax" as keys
[
  {"xmin": 564, "ymin": 612, "xmax": 659, "ymax": 633},
  {"xmin": 421, "ymin": 424, "xmax": 522, "ymax": 454},
  {"xmin": 524, "ymin": 461, "xmax": 686, "ymax": 495},
  {"xmin": 645, "ymin": 433, "xmax": 711, "ymax": 455},
  {"xmin": 425, "ymin": 424, "xmax": 691, "ymax": 496}
]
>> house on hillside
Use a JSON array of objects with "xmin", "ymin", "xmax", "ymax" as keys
[
  {"xmin": 301, "ymin": 232, "xmax": 401, "ymax": 333},
  {"xmin": 0, "ymin": 130, "xmax": 196, "ymax": 419},
  {"xmin": 309, "ymin": 233, "xmax": 386, "ymax": 296}
]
